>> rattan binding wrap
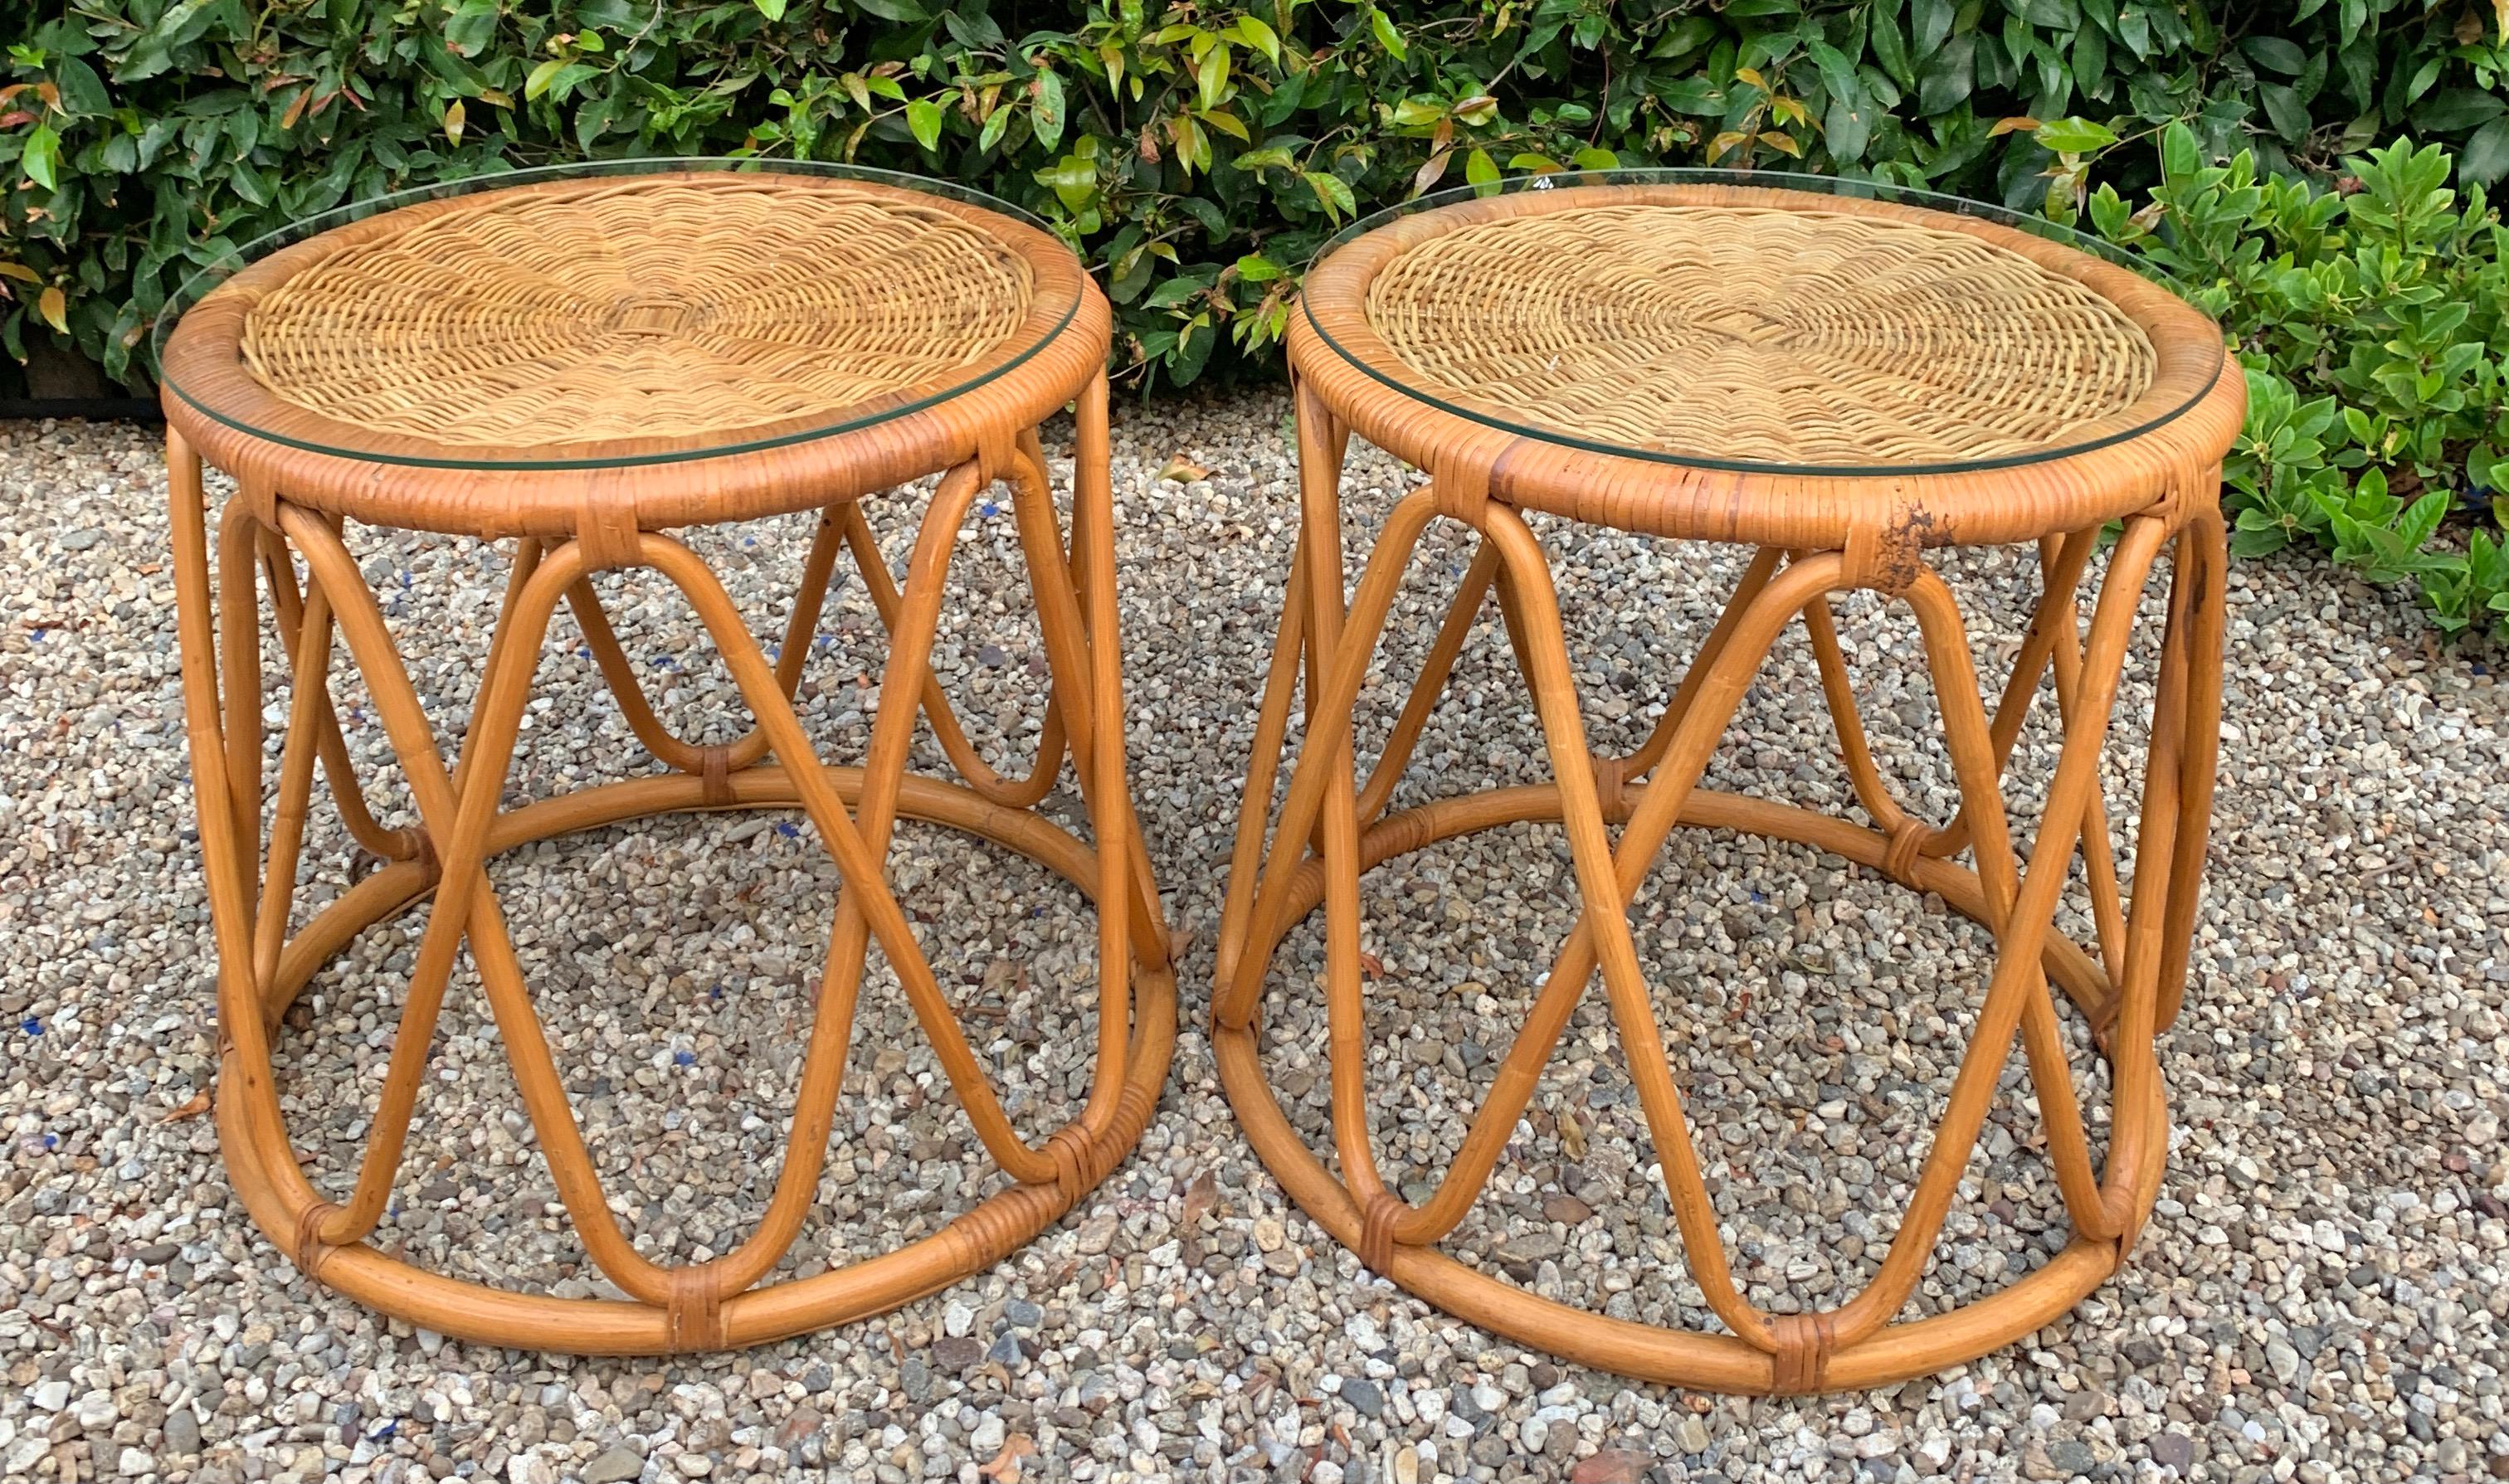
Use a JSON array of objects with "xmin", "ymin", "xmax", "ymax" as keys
[
  {"xmin": 1366, "ymin": 202, "xmax": 2157, "ymax": 465},
  {"xmin": 238, "ymin": 179, "xmax": 1035, "ymax": 449}
]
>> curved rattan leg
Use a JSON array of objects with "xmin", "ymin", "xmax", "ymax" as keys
[
  {"xmin": 1216, "ymin": 495, "xmax": 2215, "ymax": 1392},
  {"xmin": 179, "ymin": 428, "xmax": 1173, "ymax": 1354}
]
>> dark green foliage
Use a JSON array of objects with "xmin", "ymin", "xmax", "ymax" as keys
[
  {"xmin": 5, "ymin": 1, "xmax": 2504, "ymax": 392},
  {"xmin": 2095, "ymin": 129, "xmax": 2509, "ymax": 640},
  {"xmin": 4, "ymin": 2, "xmax": 2506, "ymax": 637}
]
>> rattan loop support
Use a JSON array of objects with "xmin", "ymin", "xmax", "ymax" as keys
[
  {"xmin": 1880, "ymin": 816, "xmax": 1929, "ymax": 888},
  {"xmin": 665, "ymin": 1269, "xmax": 728, "ymax": 1352},
  {"xmin": 697, "ymin": 745, "xmax": 735, "ymax": 808},
  {"xmin": 1840, "ymin": 488, "xmax": 1932, "ymax": 595},
  {"xmin": 1592, "ymin": 755, "xmax": 1628, "ymax": 821},
  {"xmin": 1431, "ymin": 459, "xmax": 1493, "ymax": 528},
  {"xmin": 292, "ymin": 1200, "xmax": 339, "ymax": 1274},
  {"xmin": 239, "ymin": 473, "xmax": 280, "ymax": 533},
  {"xmin": 2148, "ymin": 460, "xmax": 2224, "ymax": 528},
  {"xmin": 574, "ymin": 486, "xmax": 644, "ymax": 573},
  {"xmin": 976, "ymin": 431, "xmax": 1019, "ymax": 486},
  {"xmin": 1770, "ymin": 1313, "xmax": 1834, "ymax": 1393},
  {"xmin": 407, "ymin": 826, "xmax": 440, "ymax": 883},
  {"xmin": 1357, "ymin": 1190, "xmax": 1409, "ymax": 1274},
  {"xmin": 1042, "ymin": 1126, "xmax": 1094, "ymax": 1206}
]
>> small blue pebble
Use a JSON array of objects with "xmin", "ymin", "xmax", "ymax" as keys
[
  {"xmin": 980, "ymin": 502, "xmax": 1000, "ymax": 518},
  {"xmin": 777, "ymin": 822, "xmax": 800, "ymax": 839},
  {"xmin": 20, "ymin": 1018, "xmax": 39, "ymax": 1035},
  {"xmin": 674, "ymin": 1049, "xmax": 695, "ymax": 1066}
]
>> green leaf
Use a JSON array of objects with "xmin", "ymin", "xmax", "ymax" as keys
[
  {"xmin": 1464, "ymin": 147, "xmax": 1499, "ymax": 195},
  {"xmin": 1651, "ymin": 17, "xmax": 1719, "ymax": 63},
  {"xmin": 1035, "ymin": 151, "xmax": 1096, "ymax": 211},
  {"xmin": 753, "ymin": 0, "xmax": 787, "ymax": 19},
  {"xmin": 1235, "ymin": 253, "xmax": 1284, "ymax": 282},
  {"xmin": 1195, "ymin": 45, "xmax": 1228, "ymax": 113},
  {"xmin": 1870, "ymin": 7, "xmax": 1915, "ymax": 89},
  {"xmin": 853, "ymin": 0, "xmax": 928, "ymax": 22},
  {"xmin": 905, "ymin": 99, "xmax": 943, "ymax": 152},
  {"xmin": 1368, "ymin": 7, "xmax": 1407, "ymax": 62},
  {"xmin": 1651, "ymin": 76, "xmax": 1727, "ymax": 117},
  {"xmin": 2258, "ymin": 84, "xmax": 2309, "ymax": 144},
  {"xmin": 2034, "ymin": 116, "xmax": 2119, "ymax": 154},
  {"xmin": 2240, "ymin": 36, "xmax": 2306, "ymax": 75},
  {"xmin": 524, "ymin": 58, "xmax": 566, "ymax": 101},
  {"xmin": 2072, "ymin": 20, "xmax": 2108, "ymax": 98},
  {"xmin": 1229, "ymin": 16, "xmax": 1280, "ymax": 65},
  {"xmin": 55, "ymin": 57, "xmax": 110, "ymax": 119},
  {"xmin": 1915, "ymin": 32, "xmax": 1974, "ymax": 115},
  {"xmin": 1305, "ymin": 170, "xmax": 1356, "ymax": 221},
  {"xmin": 2414, "ymin": 90, "xmax": 2507, "ymax": 134},
  {"xmin": 1910, "ymin": 0, "xmax": 1955, "ymax": 61},
  {"xmin": 2462, "ymin": 117, "xmax": 2509, "ymax": 188},
  {"xmin": 2161, "ymin": 120, "xmax": 2201, "ymax": 179},
  {"xmin": 22, "ymin": 124, "xmax": 59, "ymax": 192},
  {"xmin": 444, "ymin": 0, "xmax": 499, "ymax": 57},
  {"xmin": 1033, "ymin": 69, "xmax": 1066, "ymax": 151}
]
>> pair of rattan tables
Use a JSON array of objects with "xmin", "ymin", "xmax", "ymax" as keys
[{"xmin": 158, "ymin": 160, "xmax": 2239, "ymax": 1391}]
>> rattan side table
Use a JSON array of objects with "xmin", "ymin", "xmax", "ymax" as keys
[
  {"xmin": 1217, "ymin": 172, "xmax": 2244, "ymax": 1391},
  {"xmin": 157, "ymin": 162, "xmax": 1173, "ymax": 1353}
]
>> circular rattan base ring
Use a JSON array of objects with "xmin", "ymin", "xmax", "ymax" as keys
[
  {"xmin": 1212, "ymin": 779, "xmax": 2162, "ymax": 1394},
  {"xmin": 222, "ymin": 766, "xmax": 1177, "ymax": 1355}
]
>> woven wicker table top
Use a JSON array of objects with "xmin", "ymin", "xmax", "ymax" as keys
[
  {"xmin": 157, "ymin": 163, "xmax": 1086, "ymax": 472},
  {"xmin": 1297, "ymin": 174, "xmax": 2229, "ymax": 484}
]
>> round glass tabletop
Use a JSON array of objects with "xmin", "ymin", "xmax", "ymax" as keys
[
  {"xmin": 1298, "ymin": 168, "xmax": 2229, "ymax": 479},
  {"xmin": 155, "ymin": 159, "xmax": 1085, "ymax": 470}
]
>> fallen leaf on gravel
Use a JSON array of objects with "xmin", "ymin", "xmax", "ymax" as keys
[
  {"xmin": 1182, "ymin": 1171, "xmax": 1219, "ymax": 1225},
  {"xmin": 978, "ymin": 1435, "xmax": 1035, "ymax": 1481},
  {"xmin": 1571, "ymin": 1450, "xmax": 1650, "ymax": 1484},
  {"xmin": 1154, "ymin": 455, "xmax": 1211, "ymax": 483},
  {"xmin": 161, "ymin": 1090, "xmax": 212, "ymax": 1122}
]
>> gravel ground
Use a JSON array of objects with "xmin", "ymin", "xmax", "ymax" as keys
[{"xmin": 2, "ymin": 397, "xmax": 2505, "ymax": 1484}]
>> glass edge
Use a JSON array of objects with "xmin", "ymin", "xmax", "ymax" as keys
[
  {"xmin": 153, "ymin": 156, "xmax": 1084, "ymax": 470},
  {"xmin": 1298, "ymin": 166, "xmax": 2227, "ymax": 479}
]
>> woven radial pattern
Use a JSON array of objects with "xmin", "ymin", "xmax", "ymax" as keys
[
  {"xmin": 239, "ymin": 180, "xmax": 1036, "ymax": 448},
  {"xmin": 1364, "ymin": 203, "xmax": 2158, "ymax": 465}
]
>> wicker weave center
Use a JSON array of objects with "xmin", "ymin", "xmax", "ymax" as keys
[
  {"xmin": 1364, "ymin": 203, "xmax": 2157, "ymax": 465},
  {"xmin": 239, "ymin": 180, "xmax": 1036, "ymax": 450}
]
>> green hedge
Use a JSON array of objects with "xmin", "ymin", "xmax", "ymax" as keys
[
  {"xmin": 4, "ymin": 2, "xmax": 2506, "ymax": 638},
  {"xmin": 6, "ymin": 1, "xmax": 2507, "ymax": 392},
  {"xmin": 2100, "ymin": 130, "xmax": 2507, "ymax": 640}
]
